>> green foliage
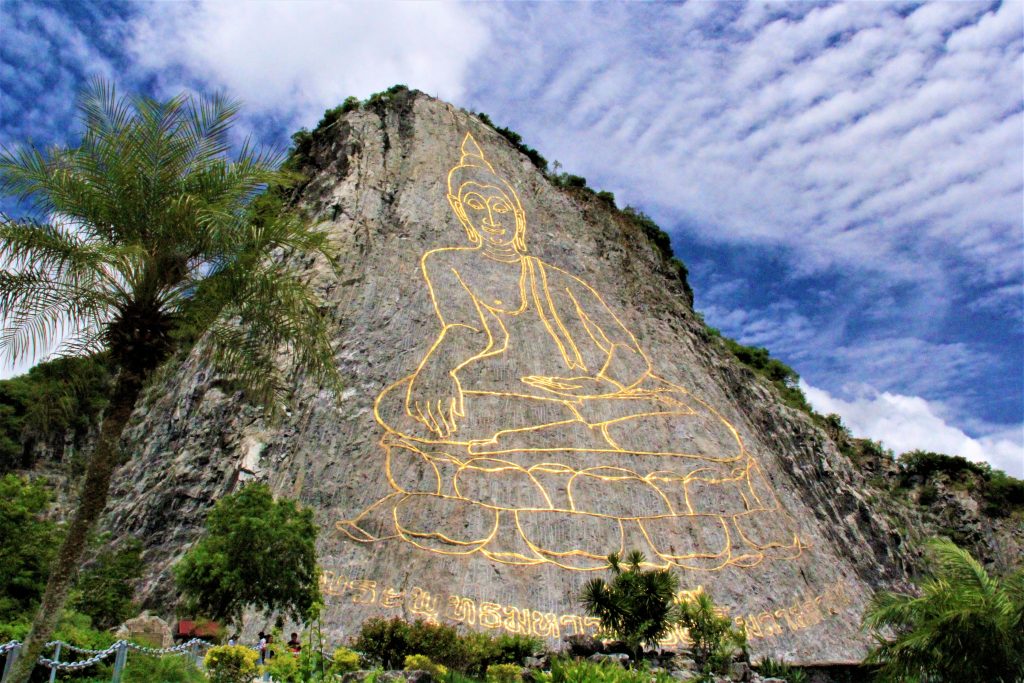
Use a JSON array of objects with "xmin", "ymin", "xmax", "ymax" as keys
[
  {"xmin": 265, "ymin": 646, "xmax": 303, "ymax": 683},
  {"xmin": 676, "ymin": 591, "xmax": 747, "ymax": 675},
  {"xmin": 756, "ymin": 657, "xmax": 807, "ymax": 683},
  {"xmin": 486, "ymin": 663, "xmax": 523, "ymax": 683},
  {"xmin": 620, "ymin": 207, "xmax": 693, "ymax": 304},
  {"xmin": 354, "ymin": 616, "xmax": 539, "ymax": 675},
  {"xmin": 493, "ymin": 633, "xmax": 540, "ymax": 665},
  {"xmin": 354, "ymin": 617, "xmax": 412, "ymax": 669},
  {"xmin": 405, "ymin": 653, "xmax": 449, "ymax": 678},
  {"xmin": 0, "ymin": 474, "xmax": 62, "ymax": 619},
  {"xmin": 579, "ymin": 550, "xmax": 679, "ymax": 659},
  {"xmin": 122, "ymin": 654, "xmax": 206, "ymax": 683},
  {"xmin": 205, "ymin": 644, "xmax": 259, "ymax": 683},
  {"xmin": 69, "ymin": 535, "xmax": 143, "ymax": 630},
  {"xmin": 366, "ymin": 84, "xmax": 412, "ymax": 111},
  {"xmin": 331, "ymin": 646, "xmax": 362, "ymax": 674},
  {"xmin": 897, "ymin": 450, "xmax": 1024, "ymax": 517},
  {"xmin": 471, "ymin": 111, "xmax": 548, "ymax": 172},
  {"xmin": 719, "ymin": 337, "xmax": 811, "ymax": 413},
  {"xmin": 175, "ymin": 483, "xmax": 320, "ymax": 627},
  {"xmin": 0, "ymin": 355, "xmax": 112, "ymax": 472},
  {"xmin": 863, "ymin": 539, "xmax": 1024, "ymax": 682},
  {"xmin": 536, "ymin": 658, "xmax": 676, "ymax": 683}
]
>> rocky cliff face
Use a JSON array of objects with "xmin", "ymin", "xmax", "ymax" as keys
[{"xmin": 104, "ymin": 90, "xmax": 949, "ymax": 663}]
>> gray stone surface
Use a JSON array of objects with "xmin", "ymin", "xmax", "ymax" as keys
[{"xmin": 105, "ymin": 90, "xmax": 926, "ymax": 663}]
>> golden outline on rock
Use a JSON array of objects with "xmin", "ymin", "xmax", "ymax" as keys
[{"xmin": 337, "ymin": 133, "xmax": 804, "ymax": 571}]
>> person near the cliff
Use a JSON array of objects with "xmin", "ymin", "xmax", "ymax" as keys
[
  {"xmin": 257, "ymin": 632, "xmax": 267, "ymax": 664},
  {"xmin": 287, "ymin": 633, "xmax": 301, "ymax": 653}
]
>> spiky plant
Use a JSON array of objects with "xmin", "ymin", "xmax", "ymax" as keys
[
  {"xmin": 0, "ymin": 79, "xmax": 340, "ymax": 682},
  {"xmin": 579, "ymin": 550, "xmax": 679, "ymax": 661},
  {"xmin": 863, "ymin": 538, "xmax": 1024, "ymax": 683}
]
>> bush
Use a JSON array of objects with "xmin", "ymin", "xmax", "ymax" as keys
[
  {"xmin": 676, "ymin": 591, "xmax": 747, "ymax": 675},
  {"xmin": 486, "ymin": 662, "xmax": 523, "ymax": 683},
  {"xmin": 459, "ymin": 630, "xmax": 502, "ymax": 677},
  {"xmin": 204, "ymin": 645, "xmax": 259, "ymax": 683},
  {"xmin": 331, "ymin": 646, "xmax": 362, "ymax": 674},
  {"xmin": 122, "ymin": 654, "xmax": 206, "ymax": 683},
  {"xmin": 405, "ymin": 653, "xmax": 448, "ymax": 678},
  {"xmin": 756, "ymin": 657, "xmax": 807, "ymax": 683},
  {"xmin": 406, "ymin": 619, "xmax": 462, "ymax": 669},
  {"xmin": 265, "ymin": 647, "xmax": 302, "ymax": 683},
  {"xmin": 536, "ymin": 658, "xmax": 675, "ymax": 683},
  {"xmin": 494, "ymin": 633, "xmax": 541, "ymax": 665}
]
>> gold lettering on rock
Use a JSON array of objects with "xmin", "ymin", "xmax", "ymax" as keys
[{"xmin": 319, "ymin": 572, "xmax": 853, "ymax": 644}]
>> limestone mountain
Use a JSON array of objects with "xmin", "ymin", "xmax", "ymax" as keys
[{"xmin": 95, "ymin": 88, "xmax": 989, "ymax": 663}]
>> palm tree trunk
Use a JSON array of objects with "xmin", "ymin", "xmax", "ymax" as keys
[{"xmin": 8, "ymin": 368, "xmax": 145, "ymax": 683}]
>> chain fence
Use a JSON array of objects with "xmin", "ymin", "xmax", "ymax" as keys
[{"xmin": 1, "ymin": 635, "xmax": 338, "ymax": 682}]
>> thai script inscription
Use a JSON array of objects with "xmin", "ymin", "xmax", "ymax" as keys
[{"xmin": 320, "ymin": 571, "xmax": 852, "ymax": 644}]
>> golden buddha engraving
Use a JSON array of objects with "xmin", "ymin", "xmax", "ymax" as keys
[{"xmin": 338, "ymin": 133, "xmax": 803, "ymax": 571}]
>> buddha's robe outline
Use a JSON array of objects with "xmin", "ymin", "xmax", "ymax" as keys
[{"xmin": 338, "ymin": 132, "xmax": 803, "ymax": 571}]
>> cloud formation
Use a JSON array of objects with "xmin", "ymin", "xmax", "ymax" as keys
[
  {"xmin": 471, "ymin": 1, "xmax": 1022, "ymax": 302},
  {"xmin": 803, "ymin": 381, "xmax": 1023, "ymax": 478},
  {"xmin": 127, "ymin": 2, "xmax": 488, "ymax": 127}
]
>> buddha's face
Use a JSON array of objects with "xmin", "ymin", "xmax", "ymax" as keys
[{"xmin": 455, "ymin": 181, "xmax": 519, "ymax": 248}]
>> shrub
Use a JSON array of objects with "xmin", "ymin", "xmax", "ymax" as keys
[
  {"xmin": 405, "ymin": 653, "xmax": 448, "ymax": 678},
  {"xmin": 756, "ymin": 657, "xmax": 807, "ymax": 683},
  {"xmin": 406, "ymin": 619, "xmax": 462, "ymax": 669},
  {"xmin": 459, "ymin": 630, "xmax": 502, "ymax": 677},
  {"xmin": 580, "ymin": 550, "xmax": 678, "ymax": 660},
  {"xmin": 494, "ymin": 633, "xmax": 541, "ymax": 664},
  {"xmin": 265, "ymin": 647, "xmax": 302, "ymax": 683},
  {"xmin": 204, "ymin": 645, "xmax": 259, "ymax": 683},
  {"xmin": 536, "ymin": 658, "xmax": 675, "ymax": 683},
  {"xmin": 676, "ymin": 591, "xmax": 747, "ymax": 675},
  {"xmin": 331, "ymin": 646, "xmax": 362, "ymax": 673},
  {"xmin": 355, "ymin": 616, "xmax": 412, "ymax": 669},
  {"xmin": 122, "ymin": 654, "xmax": 206, "ymax": 683},
  {"xmin": 486, "ymin": 662, "xmax": 523, "ymax": 683}
]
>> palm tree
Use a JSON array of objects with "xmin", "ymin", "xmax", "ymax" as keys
[
  {"xmin": 579, "ymin": 550, "xmax": 679, "ymax": 662},
  {"xmin": 863, "ymin": 538, "xmax": 1024, "ymax": 682},
  {"xmin": 0, "ymin": 80, "xmax": 341, "ymax": 682}
]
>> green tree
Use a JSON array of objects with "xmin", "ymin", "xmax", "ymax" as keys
[
  {"xmin": 175, "ymin": 483, "xmax": 320, "ymax": 628},
  {"xmin": 0, "ymin": 80, "xmax": 340, "ymax": 681},
  {"xmin": 0, "ymin": 475, "xmax": 62, "ymax": 620},
  {"xmin": 579, "ymin": 550, "xmax": 679, "ymax": 661},
  {"xmin": 69, "ymin": 535, "xmax": 144, "ymax": 630},
  {"xmin": 863, "ymin": 538, "xmax": 1024, "ymax": 682}
]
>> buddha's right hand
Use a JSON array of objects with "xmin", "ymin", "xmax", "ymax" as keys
[{"xmin": 406, "ymin": 371, "xmax": 465, "ymax": 437}]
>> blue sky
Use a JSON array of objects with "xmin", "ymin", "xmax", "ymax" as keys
[{"xmin": 1, "ymin": 0, "xmax": 1021, "ymax": 476}]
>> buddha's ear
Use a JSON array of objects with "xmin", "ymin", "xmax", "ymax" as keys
[{"xmin": 448, "ymin": 193, "xmax": 480, "ymax": 244}]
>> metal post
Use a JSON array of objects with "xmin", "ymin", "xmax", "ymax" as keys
[
  {"xmin": 1, "ymin": 645, "xmax": 20, "ymax": 683},
  {"xmin": 190, "ymin": 642, "xmax": 199, "ymax": 669},
  {"xmin": 48, "ymin": 643, "xmax": 61, "ymax": 683},
  {"xmin": 111, "ymin": 642, "xmax": 127, "ymax": 683}
]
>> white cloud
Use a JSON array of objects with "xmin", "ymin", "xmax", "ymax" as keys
[
  {"xmin": 469, "ymin": 1, "xmax": 1023, "ymax": 306},
  {"xmin": 127, "ymin": 1, "xmax": 489, "ymax": 128},
  {"xmin": 802, "ymin": 381, "xmax": 1024, "ymax": 478}
]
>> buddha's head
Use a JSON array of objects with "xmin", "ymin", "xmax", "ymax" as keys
[{"xmin": 447, "ymin": 133, "xmax": 527, "ymax": 253}]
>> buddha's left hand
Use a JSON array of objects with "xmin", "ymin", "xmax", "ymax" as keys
[{"xmin": 522, "ymin": 375, "xmax": 619, "ymax": 397}]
